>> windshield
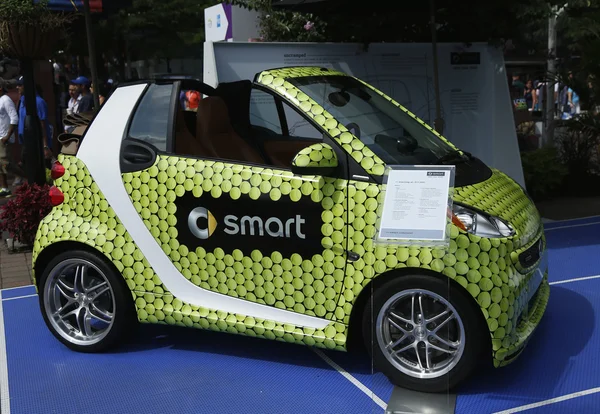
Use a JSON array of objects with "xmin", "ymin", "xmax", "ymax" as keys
[{"xmin": 288, "ymin": 76, "xmax": 458, "ymax": 165}]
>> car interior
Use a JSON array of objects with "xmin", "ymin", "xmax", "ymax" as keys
[{"xmin": 173, "ymin": 79, "xmax": 322, "ymax": 169}]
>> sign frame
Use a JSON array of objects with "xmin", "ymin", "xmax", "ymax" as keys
[{"xmin": 373, "ymin": 164, "xmax": 456, "ymax": 248}]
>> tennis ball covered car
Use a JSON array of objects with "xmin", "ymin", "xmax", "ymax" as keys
[{"xmin": 32, "ymin": 67, "xmax": 549, "ymax": 393}]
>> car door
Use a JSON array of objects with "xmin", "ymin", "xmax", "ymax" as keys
[{"xmin": 118, "ymin": 79, "xmax": 350, "ymax": 322}]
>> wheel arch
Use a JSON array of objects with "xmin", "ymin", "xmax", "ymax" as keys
[
  {"xmin": 34, "ymin": 241, "xmax": 131, "ymax": 297},
  {"xmin": 346, "ymin": 267, "xmax": 493, "ymax": 363}
]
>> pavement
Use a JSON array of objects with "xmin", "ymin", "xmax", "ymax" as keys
[{"xmin": 0, "ymin": 234, "xmax": 33, "ymax": 289}]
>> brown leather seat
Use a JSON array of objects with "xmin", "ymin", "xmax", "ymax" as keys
[
  {"xmin": 174, "ymin": 109, "xmax": 208, "ymax": 158},
  {"xmin": 195, "ymin": 96, "xmax": 264, "ymax": 164}
]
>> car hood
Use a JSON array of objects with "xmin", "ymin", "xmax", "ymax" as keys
[{"xmin": 453, "ymin": 169, "xmax": 541, "ymax": 249}]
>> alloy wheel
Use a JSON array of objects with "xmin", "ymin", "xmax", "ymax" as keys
[
  {"xmin": 44, "ymin": 258, "xmax": 116, "ymax": 346},
  {"xmin": 375, "ymin": 289, "xmax": 466, "ymax": 379}
]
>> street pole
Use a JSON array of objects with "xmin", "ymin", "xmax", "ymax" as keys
[
  {"xmin": 21, "ymin": 59, "xmax": 46, "ymax": 186},
  {"xmin": 83, "ymin": 0, "xmax": 101, "ymax": 112},
  {"xmin": 543, "ymin": 5, "xmax": 558, "ymax": 147},
  {"xmin": 429, "ymin": 0, "xmax": 444, "ymax": 134}
]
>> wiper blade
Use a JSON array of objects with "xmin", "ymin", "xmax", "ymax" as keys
[{"xmin": 432, "ymin": 150, "xmax": 471, "ymax": 165}]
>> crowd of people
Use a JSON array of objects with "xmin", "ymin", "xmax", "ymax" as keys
[
  {"xmin": 0, "ymin": 77, "xmax": 54, "ymax": 197},
  {"xmin": 0, "ymin": 64, "xmax": 112, "ymax": 198},
  {"xmin": 510, "ymin": 72, "xmax": 598, "ymax": 119}
]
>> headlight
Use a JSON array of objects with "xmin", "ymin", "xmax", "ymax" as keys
[{"xmin": 450, "ymin": 204, "xmax": 515, "ymax": 238}]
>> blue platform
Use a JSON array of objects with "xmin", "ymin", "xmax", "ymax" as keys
[{"xmin": 2, "ymin": 216, "xmax": 600, "ymax": 414}]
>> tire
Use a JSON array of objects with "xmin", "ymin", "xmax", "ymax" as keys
[
  {"xmin": 38, "ymin": 249, "xmax": 136, "ymax": 353},
  {"xmin": 362, "ymin": 274, "xmax": 488, "ymax": 393}
]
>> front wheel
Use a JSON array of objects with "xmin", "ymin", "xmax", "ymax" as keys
[
  {"xmin": 362, "ymin": 274, "xmax": 488, "ymax": 393},
  {"xmin": 38, "ymin": 250, "xmax": 136, "ymax": 353}
]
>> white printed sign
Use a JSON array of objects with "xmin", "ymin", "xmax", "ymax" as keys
[{"xmin": 378, "ymin": 167, "xmax": 452, "ymax": 242}]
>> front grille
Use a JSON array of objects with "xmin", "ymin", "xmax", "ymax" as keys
[{"xmin": 519, "ymin": 237, "xmax": 542, "ymax": 268}]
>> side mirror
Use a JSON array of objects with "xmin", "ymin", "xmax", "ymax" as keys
[
  {"xmin": 291, "ymin": 143, "xmax": 338, "ymax": 176},
  {"xmin": 397, "ymin": 135, "xmax": 418, "ymax": 153}
]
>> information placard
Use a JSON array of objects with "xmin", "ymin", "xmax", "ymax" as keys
[{"xmin": 375, "ymin": 165, "xmax": 455, "ymax": 247}]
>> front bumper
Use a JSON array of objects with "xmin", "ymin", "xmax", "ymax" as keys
[{"xmin": 493, "ymin": 242, "xmax": 550, "ymax": 367}]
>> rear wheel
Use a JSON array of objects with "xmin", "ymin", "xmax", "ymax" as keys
[
  {"xmin": 38, "ymin": 250, "xmax": 136, "ymax": 352},
  {"xmin": 362, "ymin": 274, "xmax": 488, "ymax": 393}
]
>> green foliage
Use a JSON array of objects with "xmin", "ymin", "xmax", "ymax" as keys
[
  {"xmin": 556, "ymin": 113, "xmax": 600, "ymax": 177},
  {"xmin": 0, "ymin": 0, "xmax": 71, "ymax": 31},
  {"xmin": 0, "ymin": 0, "xmax": 73, "ymax": 56},
  {"xmin": 111, "ymin": 0, "xmax": 212, "ymax": 60},
  {"xmin": 521, "ymin": 146, "xmax": 568, "ymax": 201},
  {"xmin": 259, "ymin": 11, "xmax": 326, "ymax": 42}
]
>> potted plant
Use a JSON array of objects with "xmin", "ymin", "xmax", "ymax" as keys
[
  {"xmin": 0, "ymin": 0, "xmax": 72, "ymax": 59},
  {"xmin": 0, "ymin": 182, "xmax": 52, "ymax": 249}
]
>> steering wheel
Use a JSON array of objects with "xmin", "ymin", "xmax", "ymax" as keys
[{"xmin": 345, "ymin": 122, "xmax": 361, "ymax": 139}]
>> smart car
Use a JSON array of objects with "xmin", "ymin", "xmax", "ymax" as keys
[{"xmin": 32, "ymin": 66, "xmax": 549, "ymax": 393}]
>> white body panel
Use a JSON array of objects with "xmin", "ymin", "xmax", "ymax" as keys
[{"xmin": 77, "ymin": 83, "xmax": 330, "ymax": 329}]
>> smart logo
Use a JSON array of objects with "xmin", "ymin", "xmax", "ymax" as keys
[
  {"xmin": 176, "ymin": 192, "xmax": 321, "ymax": 256},
  {"xmin": 188, "ymin": 207, "xmax": 305, "ymax": 240},
  {"xmin": 188, "ymin": 207, "xmax": 218, "ymax": 239}
]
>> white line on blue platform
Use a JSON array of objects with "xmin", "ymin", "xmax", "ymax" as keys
[
  {"xmin": 494, "ymin": 386, "xmax": 600, "ymax": 413},
  {"xmin": 313, "ymin": 349, "xmax": 387, "ymax": 411},
  {"xmin": 550, "ymin": 274, "xmax": 600, "ymax": 286},
  {"xmin": 1, "ymin": 294, "xmax": 37, "ymax": 302},
  {"xmin": 0, "ymin": 285, "xmax": 33, "ymax": 292},
  {"xmin": 545, "ymin": 221, "xmax": 600, "ymax": 231}
]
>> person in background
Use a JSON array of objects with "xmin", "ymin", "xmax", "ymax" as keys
[
  {"xmin": 90, "ymin": 81, "xmax": 107, "ymax": 107},
  {"xmin": 566, "ymin": 72, "xmax": 580, "ymax": 116},
  {"xmin": 71, "ymin": 76, "xmax": 93, "ymax": 113},
  {"xmin": 67, "ymin": 81, "xmax": 81, "ymax": 117},
  {"xmin": 524, "ymin": 79, "xmax": 537, "ymax": 111},
  {"xmin": 15, "ymin": 76, "xmax": 53, "ymax": 176},
  {"xmin": 0, "ymin": 79, "xmax": 18, "ymax": 196},
  {"xmin": 511, "ymin": 74, "xmax": 525, "ymax": 96}
]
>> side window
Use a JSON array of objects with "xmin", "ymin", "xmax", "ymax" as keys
[
  {"xmin": 282, "ymin": 103, "xmax": 323, "ymax": 140},
  {"xmin": 129, "ymin": 83, "xmax": 173, "ymax": 151},
  {"xmin": 249, "ymin": 88, "xmax": 282, "ymax": 134}
]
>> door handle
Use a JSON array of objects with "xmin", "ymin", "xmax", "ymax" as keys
[
  {"xmin": 123, "ymin": 150, "xmax": 152, "ymax": 163},
  {"xmin": 121, "ymin": 140, "xmax": 157, "ymax": 173}
]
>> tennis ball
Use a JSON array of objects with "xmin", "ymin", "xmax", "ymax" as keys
[
  {"xmin": 443, "ymin": 254, "xmax": 456, "ymax": 267},
  {"xmin": 467, "ymin": 269, "xmax": 481, "ymax": 284},
  {"xmin": 455, "ymin": 276, "xmax": 468, "ymax": 288},
  {"xmin": 479, "ymin": 278, "xmax": 494, "ymax": 292},
  {"xmin": 456, "ymin": 235, "xmax": 470, "ymax": 249},
  {"xmin": 431, "ymin": 259, "xmax": 445, "ymax": 272},
  {"xmin": 449, "ymin": 225, "xmax": 459, "ymax": 238},
  {"xmin": 467, "ymin": 257, "xmax": 480, "ymax": 270},
  {"xmin": 477, "ymin": 291, "xmax": 491, "ymax": 308},
  {"xmin": 498, "ymin": 313, "xmax": 508, "ymax": 327},
  {"xmin": 455, "ymin": 262, "xmax": 469, "ymax": 275},
  {"xmin": 443, "ymin": 267, "xmax": 456, "ymax": 279},
  {"xmin": 494, "ymin": 327, "xmax": 506, "ymax": 339},
  {"xmin": 487, "ymin": 318, "xmax": 499, "ymax": 332},
  {"xmin": 490, "ymin": 287, "xmax": 503, "ymax": 303},
  {"xmin": 489, "ymin": 248, "xmax": 499, "ymax": 262},
  {"xmin": 466, "ymin": 283, "xmax": 480, "ymax": 297},
  {"xmin": 488, "ymin": 303, "xmax": 501, "ymax": 319},
  {"xmin": 455, "ymin": 249, "xmax": 468, "ymax": 262},
  {"xmin": 419, "ymin": 250, "xmax": 433, "ymax": 265},
  {"xmin": 500, "ymin": 298, "xmax": 509, "ymax": 312}
]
